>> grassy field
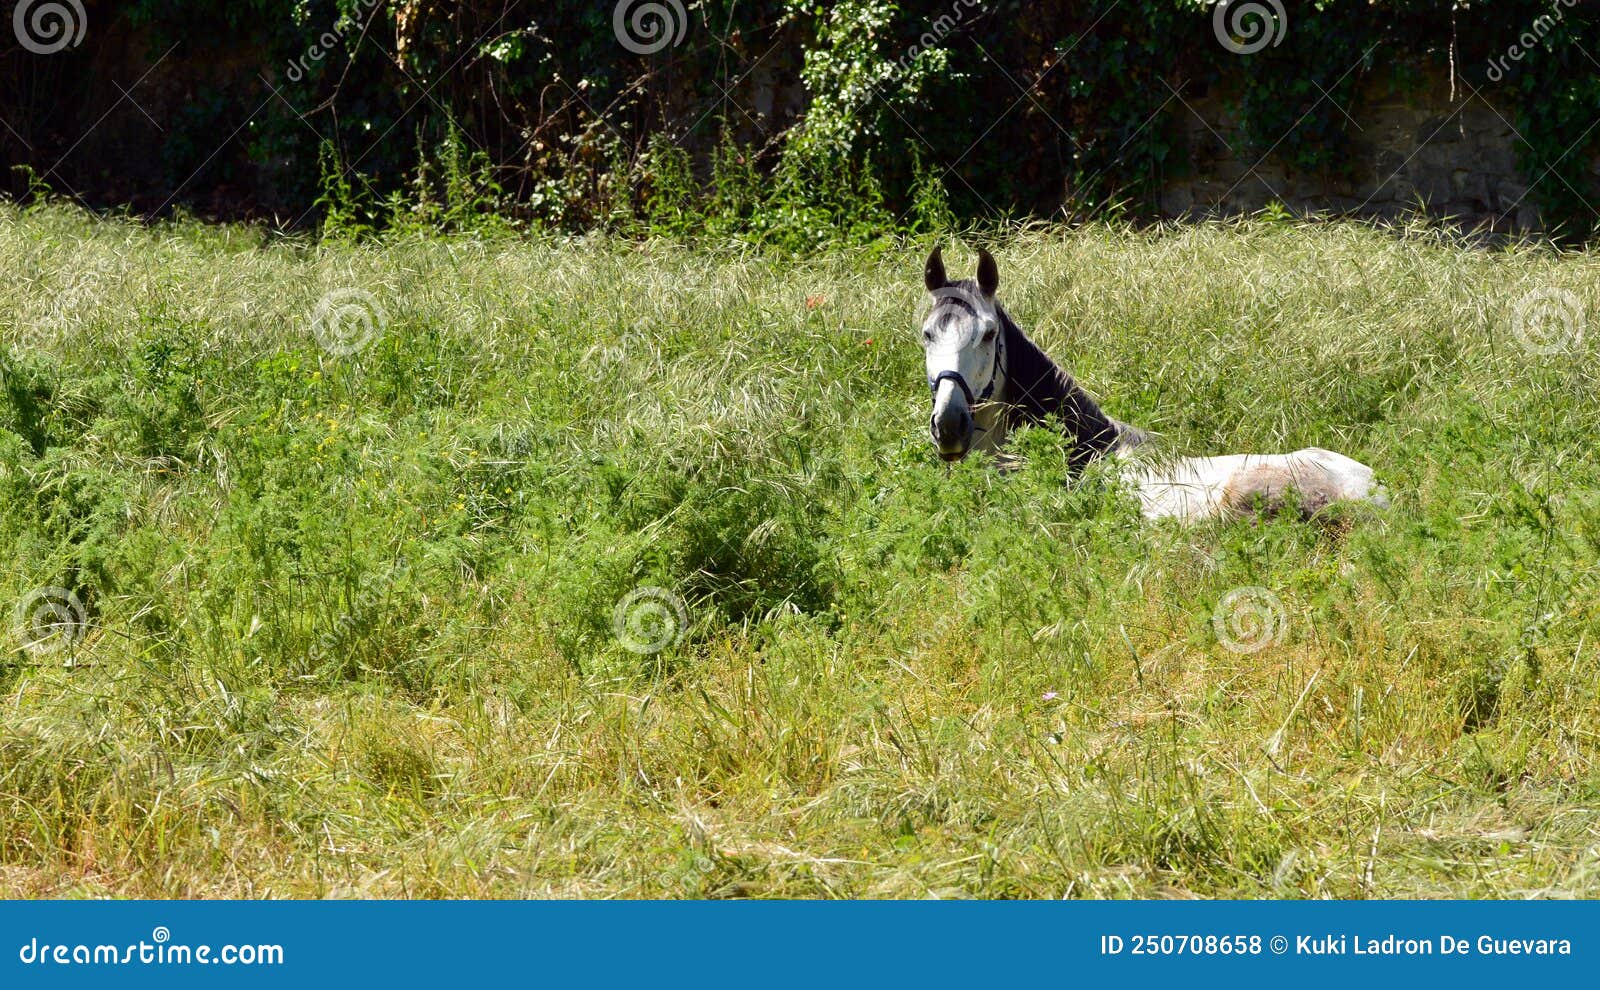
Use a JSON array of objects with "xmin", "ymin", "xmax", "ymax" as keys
[{"xmin": 2, "ymin": 203, "xmax": 1599, "ymax": 898}]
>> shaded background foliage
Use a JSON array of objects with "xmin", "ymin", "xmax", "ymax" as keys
[{"xmin": 3, "ymin": 1, "xmax": 1599, "ymax": 238}]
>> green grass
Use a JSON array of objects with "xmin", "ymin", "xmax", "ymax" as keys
[{"xmin": 2, "ymin": 202, "xmax": 1599, "ymax": 898}]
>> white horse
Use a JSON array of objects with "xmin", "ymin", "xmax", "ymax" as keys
[{"xmin": 920, "ymin": 246, "xmax": 1386, "ymax": 522}]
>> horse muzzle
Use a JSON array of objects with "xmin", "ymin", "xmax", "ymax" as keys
[{"xmin": 930, "ymin": 401, "xmax": 974, "ymax": 461}]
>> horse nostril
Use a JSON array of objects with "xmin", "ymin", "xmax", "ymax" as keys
[{"xmin": 931, "ymin": 403, "xmax": 974, "ymax": 449}]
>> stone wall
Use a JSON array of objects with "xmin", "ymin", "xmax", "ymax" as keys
[{"xmin": 1158, "ymin": 70, "xmax": 1544, "ymax": 234}]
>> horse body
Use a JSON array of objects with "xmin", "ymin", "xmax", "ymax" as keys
[
  {"xmin": 1122, "ymin": 448, "xmax": 1385, "ymax": 521},
  {"xmin": 920, "ymin": 246, "xmax": 1386, "ymax": 523}
]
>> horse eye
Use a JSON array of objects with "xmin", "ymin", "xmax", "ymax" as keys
[{"xmin": 982, "ymin": 325, "xmax": 998, "ymax": 343}]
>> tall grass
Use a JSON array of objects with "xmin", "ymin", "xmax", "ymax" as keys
[{"xmin": 2, "ymin": 203, "xmax": 1598, "ymax": 897}]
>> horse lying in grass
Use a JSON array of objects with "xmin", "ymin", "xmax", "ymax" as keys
[{"xmin": 919, "ymin": 246, "xmax": 1386, "ymax": 522}]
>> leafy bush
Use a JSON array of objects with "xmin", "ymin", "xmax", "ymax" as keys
[{"xmin": 8, "ymin": 2, "xmax": 1600, "ymax": 239}]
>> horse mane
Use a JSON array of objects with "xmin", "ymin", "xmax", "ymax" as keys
[{"xmin": 995, "ymin": 305, "xmax": 1131, "ymax": 472}]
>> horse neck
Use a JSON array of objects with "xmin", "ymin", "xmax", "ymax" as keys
[{"xmin": 996, "ymin": 308, "xmax": 1120, "ymax": 469}]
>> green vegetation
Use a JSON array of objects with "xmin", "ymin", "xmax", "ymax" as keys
[
  {"xmin": 2, "ymin": 202, "xmax": 1599, "ymax": 897},
  {"xmin": 14, "ymin": 2, "xmax": 1600, "ymax": 236}
]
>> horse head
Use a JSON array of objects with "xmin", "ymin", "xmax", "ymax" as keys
[{"xmin": 920, "ymin": 245, "xmax": 1004, "ymax": 462}]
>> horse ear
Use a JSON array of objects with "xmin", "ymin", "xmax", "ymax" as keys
[
  {"xmin": 976, "ymin": 248, "xmax": 999, "ymax": 298},
  {"xmin": 924, "ymin": 245, "xmax": 947, "ymax": 292}
]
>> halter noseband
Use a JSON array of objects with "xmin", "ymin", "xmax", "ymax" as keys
[{"xmin": 928, "ymin": 369, "xmax": 979, "ymax": 406}]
